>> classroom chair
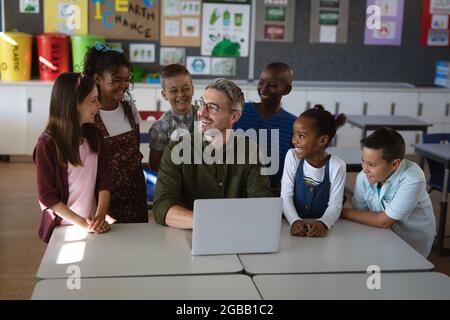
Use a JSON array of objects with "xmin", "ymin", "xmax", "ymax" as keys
[{"xmin": 422, "ymin": 133, "xmax": 450, "ymax": 193}]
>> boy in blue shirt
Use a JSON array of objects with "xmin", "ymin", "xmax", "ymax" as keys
[
  {"xmin": 341, "ymin": 128, "xmax": 436, "ymax": 257},
  {"xmin": 233, "ymin": 62, "xmax": 297, "ymax": 195}
]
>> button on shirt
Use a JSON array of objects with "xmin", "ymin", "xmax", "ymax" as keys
[
  {"xmin": 148, "ymin": 106, "xmax": 198, "ymax": 151},
  {"xmin": 352, "ymin": 159, "xmax": 436, "ymax": 257}
]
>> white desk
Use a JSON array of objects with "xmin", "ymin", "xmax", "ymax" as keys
[
  {"xmin": 347, "ymin": 115, "xmax": 432, "ymax": 140},
  {"xmin": 32, "ymin": 274, "xmax": 260, "ymax": 300},
  {"xmin": 36, "ymin": 223, "xmax": 242, "ymax": 280},
  {"xmin": 239, "ymin": 220, "xmax": 434, "ymax": 275},
  {"xmin": 412, "ymin": 143, "xmax": 450, "ymax": 256},
  {"xmin": 253, "ymin": 272, "xmax": 450, "ymax": 300}
]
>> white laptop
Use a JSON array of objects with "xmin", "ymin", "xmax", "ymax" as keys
[{"xmin": 191, "ymin": 198, "xmax": 282, "ymax": 255}]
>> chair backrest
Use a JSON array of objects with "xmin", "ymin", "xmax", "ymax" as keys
[{"xmin": 422, "ymin": 133, "xmax": 450, "ymax": 193}]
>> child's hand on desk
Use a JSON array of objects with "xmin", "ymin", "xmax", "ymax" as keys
[
  {"xmin": 290, "ymin": 220, "xmax": 308, "ymax": 237},
  {"xmin": 305, "ymin": 221, "xmax": 327, "ymax": 237},
  {"xmin": 86, "ymin": 217, "xmax": 111, "ymax": 234}
]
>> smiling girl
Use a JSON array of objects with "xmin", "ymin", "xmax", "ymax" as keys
[
  {"xmin": 281, "ymin": 105, "xmax": 347, "ymax": 237},
  {"xmin": 34, "ymin": 72, "xmax": 112, "ymax": 242},
  {"xmin": 83, "ymin": 43, "xmax": 148, "ymax": 223}
]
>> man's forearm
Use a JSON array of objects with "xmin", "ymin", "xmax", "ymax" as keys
[{"xmin": 165, "ymin": 205, "xmax": 194, "ymax": 229}]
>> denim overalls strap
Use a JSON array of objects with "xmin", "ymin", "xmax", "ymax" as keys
[{"xmin": 293, "ymin": 155, "xmax": 331, "ymax": 219}]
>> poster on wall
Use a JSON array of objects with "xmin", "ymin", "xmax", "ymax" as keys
[
  {"xmin": 161, "ymin": 0, "xmax": 202, "ymax": 46},
  {"xmin": 186, "ymin": 56, "xmax": 211, "ymax": 75},
  {"xmin": 89, "ymin": 0, "xmax": 160, "ymax": 40},
  {"xmin": 201, "ymin": 0, "xmax": 251, "ymax": 57},
  {"xmin": 160, "ymin": 47, "xmax": 186, "ymax": 65},
  {"xmin": 420, "ymin": 0, "xmax": 450, "ymax": 47},
  {"xmin": 309, "ymin": 0, "xmax": 349, "ymax": 44},
  {"xmin": 364, "ymin": 0, "xmax": 404, "ymax": 46},
  {"xmin": 211, "ymin": 57, "xmax": 236, "ymax": 75},
  {"xmin": 256, "ymin": 0, "xmax": 296, "ymax": 42},
  {"xmin": 44, "ymin": 0, "xmax": 88, "ymax": 35},
  {"xmin": 20, "ymin": 0, "xmax": 40, "ymax": 14},
  {"xmin": 129, "ymin": 43, "xmax": 156, "ymax": 63}
]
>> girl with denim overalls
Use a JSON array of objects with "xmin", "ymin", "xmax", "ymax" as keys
[
  {"xmin": 281, "ymin": 105, "xmax": 347, "ymax": 237},
  {"xmin": 83, "ymin": 43, "xmax": 148, "ymax": 223}
]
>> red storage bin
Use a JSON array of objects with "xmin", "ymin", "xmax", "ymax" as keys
[{"xmin": 36, "ymin": 33, "xmax": 70, "ymax": 81}]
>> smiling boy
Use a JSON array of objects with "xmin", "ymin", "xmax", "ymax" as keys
[
  {"xmin": 148, "ymin": 64, "xmax": 197, "ymax": 171},
  {"xmin": 341, "ymin": 128, "xmax": 436, "ymax": 257}
]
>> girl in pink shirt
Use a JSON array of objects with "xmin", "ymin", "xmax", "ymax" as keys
[{"xmin": 33, "ymin": 72, "xmax": 113, "ymax": 242}]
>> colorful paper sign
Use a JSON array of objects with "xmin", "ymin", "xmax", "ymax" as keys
[
  {"xmin": 256, "ymin": 0, "xmax": 295, "ymax": 42},
  {"xmin": 420, "ymin": 0, "xmax": 450, "ymax": 47},
  {"xmin": 129, "ymin": 43, "xmax": 156, "ymax": 63},
  {"xmin": 201, "ymin": 1, "xmax": 251, "ymax": 56},
  {"xmin": 364, "ymin": 0, "xmax": 404, "ymax": 46},
  {"xmin": 88, "ymin": 0, "xmax": 160, "ymax": 41},
  {"xmin": 160, "ymin": 47, "xmax": 186, "ymax": 65},
  {"xmin": 161, "ymin": 0, "xmax": 202, "ymax": 47},
  {"xmin": 44, "ymin": 0, "xmax": 88, "ymax": 35},
  {"xmin": 20, "ymin": 0, "xmax": 40, "ymax": 14},
  {"xmin": 186, "ymin": 56, "xmax": 211, "ymax": 75},
  {"xmin": 211, "ymin": 57, "xmax": 236, "ymax": 75},
  {"xmin": 309, "ymin": 0, "xmax": 349, "ymax": 44}
]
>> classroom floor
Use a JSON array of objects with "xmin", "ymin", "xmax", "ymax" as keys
[{"xmin": 1, "ymin": 159, "xmax": 449, "ymax": 300}]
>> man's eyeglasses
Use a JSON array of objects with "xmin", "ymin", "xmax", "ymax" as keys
[
  {"xmin": 195, "ymin": 99, "xmax": 237, "ymax": 115},
  {"xmin": 195, "ymin": 99, "xmax": 222, "ymax": 115}
]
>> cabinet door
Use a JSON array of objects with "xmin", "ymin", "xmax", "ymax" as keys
[
  {"xmin": 131, "ymin": 87, "xmax": 157, "ymax": 111},
  {"xmin": 0, "ymin": 86, "xmax": 27, "ymax": 154},
  {"xmin": 244, "ymin": 88, "xmax": 260, "ymax": 103},
  {"xmin": 282, "ymin": 89, "xmax": 307, "ymax": 116},
  {"xmin": 418, "ymin": 93, "xmax": 447, "ymax": 123},
  {"xmin": 307, "ymin": 90, "xmax": 364, "ymax": 147},
  {"xmin": 363, "ymin": 92, "xmax": 396, "ymax": 115},
  {"xmin": 386, "ymin": 92, "xmax": 419, "ymax": 154},
  {"xmin": 26, "ymin": 86, "xmax": 52, "ymax": 155},
  {"xmin": 445, "ymin": 95, "xmax": 450, "ymax": 127}
]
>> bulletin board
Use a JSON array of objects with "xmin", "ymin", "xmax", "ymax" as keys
[{"xmin": 1, "ymin": 0, "xmax": 449, "ymax": 83}]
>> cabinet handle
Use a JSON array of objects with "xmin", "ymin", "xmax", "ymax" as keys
[
  {"xmin": 417, "ymin": 103, "xmax": 423, "ymax": 117},
  {"xmin": 156, "ymin": 99, "xmax": 161, "ymax": 111},
  {"xmin": 27, "ymin": 98, "xmax": 32, "ymax": 113},
  {"xmin": 363, "ymin": 102, "xmax": 368, "ymax": 115},
  {"xmin": 446, "ymin": 103, "xmax": 450, "ymax": 117},
  {"xmin": 390, "ymin": 102, "xmax": 396, "ymax": 115},
  {"xmin": 306, "ymin": 101, "xmax": 311, "ymax": 110},
  {"xmin": 335, "ymin": 102, "xmax": 340, "ymax": 114}
]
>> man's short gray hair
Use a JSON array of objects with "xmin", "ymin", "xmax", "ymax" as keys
[{"xmin": 206, "ymin": 78, "xmax": 245, "ymax": 112}]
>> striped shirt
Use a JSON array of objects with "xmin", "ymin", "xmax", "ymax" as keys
[{"xmin": 233, "ymin": 102, "xmax": 297, "ymax": 189}]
